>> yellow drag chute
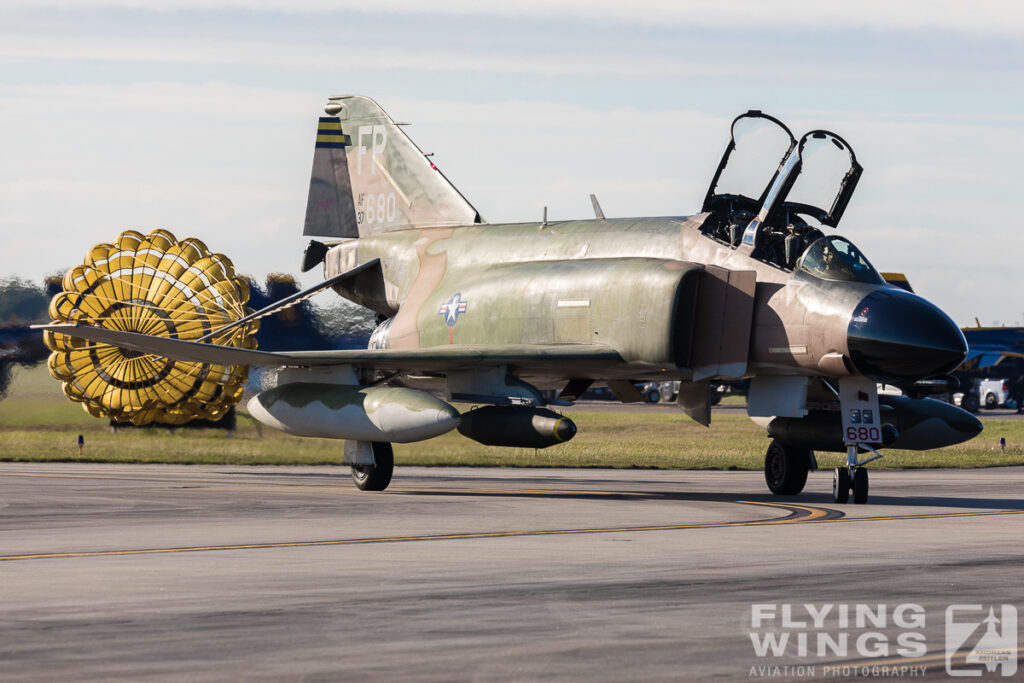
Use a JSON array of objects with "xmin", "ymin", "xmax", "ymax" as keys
[{"xmin": 43, "ymin": 229, "xmax": 257, "ymax": 425}]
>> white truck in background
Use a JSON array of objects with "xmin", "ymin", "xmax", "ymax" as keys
[
  {"xmin": 951, "ymin": 378, "xmax": 1007, "ymax": 413},
  {"xmin": 978, "ymin": 378, "xmax": 1009, "ymax": 409}
]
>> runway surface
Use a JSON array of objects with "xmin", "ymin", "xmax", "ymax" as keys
[{"xmin": 2, "ymin": 463, "xmax": 1022, "ymax": 681}]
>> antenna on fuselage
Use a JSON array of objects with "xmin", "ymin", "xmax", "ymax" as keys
[{"xmin": 590, "ymin": 194, "xmax": 606, "ymax": 220}]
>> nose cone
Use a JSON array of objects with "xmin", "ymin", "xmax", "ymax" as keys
[{"xmin": 847, "ymin": 290, "xmax": 967, "ymax": 382}]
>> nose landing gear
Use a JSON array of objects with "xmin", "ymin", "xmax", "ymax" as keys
[{"xmin": 833, "ymin": 443, "xmax": 881, "ymax": 504}]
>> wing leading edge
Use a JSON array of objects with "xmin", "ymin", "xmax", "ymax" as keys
[{"xmin": 35, "ymin": 324, "xmax": 623, "ymax": 374}]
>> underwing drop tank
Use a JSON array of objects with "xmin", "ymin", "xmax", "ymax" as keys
[
  {"xmin": 457, "ymin": 406, "xmax": 576, "ymax": 449},
  {"xmin": 248, "ymin": 383, "xmax": 460, "ymax": 442}
]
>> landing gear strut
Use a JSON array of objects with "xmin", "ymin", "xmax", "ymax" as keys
[
  {"xmin": 351, "ymin": 441, "xmax": 394, "ymax": 491},
  {"xmin": 764, "ymin": 440, "xmax": 813, "ymax": 495},
  {"xmin": 832, "ymin": 444, "xmax": 878, "ymax": 504}
]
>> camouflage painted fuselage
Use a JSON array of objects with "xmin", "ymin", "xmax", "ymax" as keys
[
  {"xmin": 301, "ymin": 95, "xmax": 967, "ymax": 396},
  {"xmin": 324, "ymin": 214, "xmax": 882, "ymax": 385}
]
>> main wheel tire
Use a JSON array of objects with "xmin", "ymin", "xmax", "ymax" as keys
[
  {"xmin": 985, "ymin": 392, "xmax": 997, "ymax": 409},
  {"xmin": 833, "ymin": 468, "xmax": 850, "ymax": 504},
  {"xmin": 764, "ymin": 440, "xmax": 810, "ymax": 495},
  {"xmin": 852, "ymin": 468, "xmax": 869, "ymax": 504},
  {"xmin": 647, "ymin": 390, "xmax": 661, "ymax": 404},
  {"xmin": 351, "ymin": 442, "xmax": 394, "ymax": 491},
  {"xmin": 962, "ymin": 392, "xmax": 980, "ymax": 413}
]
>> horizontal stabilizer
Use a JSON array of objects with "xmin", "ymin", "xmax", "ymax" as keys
[{"xmin": 197, "ymin": 259, "xmax": 382, "ymax": 342}]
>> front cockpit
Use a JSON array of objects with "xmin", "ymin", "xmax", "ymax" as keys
[{"xmin": 796, "ymin": 235, "xmax": 884, "ymax": 285}]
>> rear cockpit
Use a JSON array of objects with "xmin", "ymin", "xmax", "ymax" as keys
[{"xmin": 700, "ymin": 111, "xmax": 863, "ymax": 272}]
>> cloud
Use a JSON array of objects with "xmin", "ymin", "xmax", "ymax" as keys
[
  {"xmin": 0, "ymin": 31, "xmax": 880, "ymax": 82},
  {"xmin": 5, "ymin": 1, "xmax": 1024, "ymax": 36},
  {"xmin": 0, "ymin": 81, "xmax": 321, "ymax": 123},
  {"xmin": 3, "ymin": 3, "xmax": 1020, "ymax": 94}
]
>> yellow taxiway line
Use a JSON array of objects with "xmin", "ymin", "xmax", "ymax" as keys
[
  {"xmin": 1, "ymin": 499, "xmax": 1022, "ymax": 563},
  {"xmin": 0, "ymin": 500, "xmax": 817, "ymax": 562},
  {"xmin": 816, "ymin": 509, "xmax": 1024, "ymax": 524}
]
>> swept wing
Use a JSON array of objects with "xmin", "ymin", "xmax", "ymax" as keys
[{"xmin": 36, "ymin": 323, "xmax": 622, "ymax": 374}]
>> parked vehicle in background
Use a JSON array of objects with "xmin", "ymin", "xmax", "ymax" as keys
[
  {"xmin": 639, "ymin": 382, "xmax": 661, "ymax": 403},
  {"xmin": 657, "ymin": 380, "xmax": 749, "ymax": 405},
  {"xmin": 954, "ymin": 390, "xmax": 980, "ymax": 413},
  {"xmin": 887, "ymin": 376, "xmax": 1005, "ymax": 415},
  {"xmin": 979, "ymin": 378, "xmax": 1009, "ymax": 409},
  {"xmin": 578, "ymin": 383, "xmax": 662, "ymax": 402}
]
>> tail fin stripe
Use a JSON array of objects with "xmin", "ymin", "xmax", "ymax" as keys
[
  {"xmin": 315, "ymin": 136, "xmax": 350, "ymax": 148},
  {"xmin": 315, "ymin": 117, "xmax": 350, "ymax": 148}
]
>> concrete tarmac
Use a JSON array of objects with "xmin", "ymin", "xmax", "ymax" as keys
[{"xmin": 1, "ymin": 463, "xmax": 1022, "ymax": 681}]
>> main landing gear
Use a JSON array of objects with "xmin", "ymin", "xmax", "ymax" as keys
[
  {"xmin": 832, "ymin": 444, "xmax": 881, "ymax": 504},
  {"xmin": 351, "ymin": 441, "xmax": 394, "ymax": 491},
  {"xmin": 764, "ymin": 440, "xmax": 815, "ymax": 495}
]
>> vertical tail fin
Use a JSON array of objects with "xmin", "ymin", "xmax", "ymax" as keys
[
  {"xmin": 304, "ymin": 116, "xmax": 359, "ymax": 238},
  {"xmin": 303, "ymin": 95, "xmax": 482, "ymax": 239}
]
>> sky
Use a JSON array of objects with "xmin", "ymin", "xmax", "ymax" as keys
[{"xmin": 2, "ymin": 1, "xmax": 1023, "ymax": 326}]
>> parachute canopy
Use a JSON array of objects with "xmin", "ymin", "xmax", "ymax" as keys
[{"xmin": 43, "ymin": 229, "xmax": 257, "ymax": 425}]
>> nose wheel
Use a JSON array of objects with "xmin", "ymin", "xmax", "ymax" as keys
[
  {"xmin": 832, "ymin": 467, "xmax": 869, "ymax": 504},
  {"xmin": 833, "ymin": 444, "xmax": 878, "ymax": 504},
  {"xmin": 832, "ymin": 467, "xmax": 850, "ymax": 503}
]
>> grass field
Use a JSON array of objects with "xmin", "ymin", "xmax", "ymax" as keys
[{"xmin": 3, "ymin": 363, "xmax": 1024, "ymax": 470}]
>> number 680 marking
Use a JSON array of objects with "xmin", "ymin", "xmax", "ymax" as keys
[
  {"xmin": 362, "ymin": 192, "xmax": 397, "ymax": 224},
  {"xmin": 846, "ymin": 425, "xmax": 880, "ymax": 443}
]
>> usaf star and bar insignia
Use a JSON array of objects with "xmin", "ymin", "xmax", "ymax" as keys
[{"xmin": 439, "ymin": 293, "xmax": 467, "ymax": 328}]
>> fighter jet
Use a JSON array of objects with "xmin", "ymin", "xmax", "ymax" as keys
[{"xmin": 39, "ymin": 97, "xmax": 982, "ymax": 504}]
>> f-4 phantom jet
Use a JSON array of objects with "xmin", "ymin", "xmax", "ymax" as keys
[{"xmin": 40, "ymin": 97, "xmax": 982, "ymax": 504}]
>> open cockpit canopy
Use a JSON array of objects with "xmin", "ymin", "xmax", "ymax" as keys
[
  {"xmin": 700, "ymin": 111, "xmax": 864, "ymax": 271},
  {"xmin": 701, "ymin": 111, "xmax": 796, "ymax": 227},
  {"xmin": 783, "ymin": 130, "xmax": 862, "ymax": 228}
]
